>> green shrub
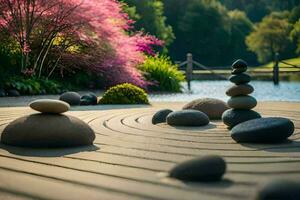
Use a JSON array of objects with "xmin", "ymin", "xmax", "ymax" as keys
[
  {"xmin": 139, "ymin": 55, "xmax": 185, "ymax": 92},
  {"xmin": 99, "ymin": 83, "xmax": 149, "ymax": 104},
  {"xmin": 5, "ymin": 77, "xmax": 62, "ymax": 95}
]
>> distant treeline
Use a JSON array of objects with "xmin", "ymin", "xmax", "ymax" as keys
[{"xmin": 122, "ymin": 0, "xmax": 300, "ymax": 66}]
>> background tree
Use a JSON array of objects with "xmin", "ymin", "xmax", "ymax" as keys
[
  {"xmin": 291, "ymin": 19, "xmax": 300, "ymax": 54},
  {"xmin": 246, "ymin": 14, "xmax": 293, "ymax": 63},
  {"xmin": 121, "ymin": 0, "xmax": 174, "ymax": 47}
]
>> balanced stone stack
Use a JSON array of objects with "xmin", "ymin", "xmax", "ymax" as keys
[
  {"xmin": 222, "ymin": 59, "xmax": 261, "ymax": 128},
  {"xmin": 1, "ymin": 99, "xmax": 95, "ymax": 147}
]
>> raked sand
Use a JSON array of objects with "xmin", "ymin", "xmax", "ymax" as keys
[{"xmin": 0, "ymin": 101, "xmax": 299, "ymax": 200}]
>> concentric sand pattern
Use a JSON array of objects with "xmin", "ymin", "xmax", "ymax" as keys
[{"xmin": 0, "ymin": 102, "xmax": 299, "ymax": 199}]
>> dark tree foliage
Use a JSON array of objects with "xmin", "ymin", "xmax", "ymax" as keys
[
  {"xmin": 163, "ymin": 0, "xmax": 255, "ymax": 66},
  {"xmin": 122, "ymin": 0, "xmax": 174, "ymax": 46}
]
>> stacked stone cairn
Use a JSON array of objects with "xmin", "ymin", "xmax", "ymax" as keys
[
  {"xmin": 222, "ymin": 59, "xmax": 261, "ymax": 128},
  {"xmin": 1, "ymin": 99, "xmax": 95, "ymax": 147}
]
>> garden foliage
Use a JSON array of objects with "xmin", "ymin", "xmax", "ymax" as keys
[
  {"xmin": 139, "ymin": 55, "xmax": 184, "ymax": 92},
  {"xmin": 99, "ymin": 83, "xmax": 149, "ymax": 104},
  {"xmin": 0, "ymin": 0, "xmax": 162, "ymax": 88}
]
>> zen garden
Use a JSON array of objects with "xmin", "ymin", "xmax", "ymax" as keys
[{"xmin": 1, "ymin": 0, "xmax": 300, "ymax": 199}]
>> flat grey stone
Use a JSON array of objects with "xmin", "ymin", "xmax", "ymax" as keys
[
  {"xmin": 222, "ymin": 109, "xmax": 261, "ymax": 128},
  {"xmin": 29, "ymin": 99, "xmax": 70, "ymax": 114},
  {"xmin": 256, "ymin": 179, "xmax": 300, "ymax": 200},
  {"xmin": 1, "ymin": 114, "xmax": 95, "ymax": 147},
  {"xmin": 227, "ymin": 95, "xmax": 257, "ymax": 109},
  {"xmin": 170, "ymin": 155, "xmax": 226, "ymax": 182},
  {"xmin": 59, "ymin": 92, "xmax": 81, "ymax": 106},
  {"xmin": 226, "ymin": 84, "xmax": 254, "ymax": 97},
  {"xmin": 229, "ymin": 73, "xmax": 251, "ymax": 85},
  {"xmin": 167, "ymin": 110, "xmax": 209, "ymax": 126},
  {"xmin": 152, "ymin": 109, "xmax": 173, "ymax": 124},
  {"xmin": 232, "ymin": 59, "xmax": 248, "ymax": 69},
  {"xmin": 231, "ymin": 117, "xmax": 294, "ymax": 143},
  {"xmin": 182, "ymin": 98, "xmax": 229, "ymax": 120}
]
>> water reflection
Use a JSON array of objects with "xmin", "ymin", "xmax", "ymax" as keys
[{"xmin": 149, "ymin": 81, "xmax": 300, "ymax": 102}]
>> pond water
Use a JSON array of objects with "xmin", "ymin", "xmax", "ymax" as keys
[{"xmin": 149, "ymin": 80, "xmax": 300, "ymax": 102}]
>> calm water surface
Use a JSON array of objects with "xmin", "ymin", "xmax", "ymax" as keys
[{"xmin": 149, "ymin": 80, "xmax": 300, "ymax": 102}]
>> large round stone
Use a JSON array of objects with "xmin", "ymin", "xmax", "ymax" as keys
[
  {"xmin": 222, "ymin": 109, "xmax": 261, "ymax": 128},
  {"xmin": 169, "ymin": 155, "xmax": 226, "ymax": 182},
  {"xmin": 182, "ymin": 98, "xmax": 229, "ymax": 120},
  {"xmin": 152, "ymin": 109, "xmax": 173, "ymax": 124},
  {"xmin": 232, "ymin": 59, "xmax": 248, "ymax": 69},
  {"xmin": 59, "ymin": 92, "xmax": 81, "ymax": 106},
  {"xmin": 226, "ymin": 84, "xmax": 254, "ymax": 97},
  {"xmin": 29, "ymin": 99, "xmax": 70, "ymax": 114},
  {"xmin": 231, "ymin": 117, "xmax": 294, "ymax": 143},
  {"xmin": 80, "ymin": 93, "xmax": 98, "ymax": 105},
  {"xmin": 256, "ymin": 180, "xmax": 300, "ymax": 200},
  {"xmin": 229, "ymin": 73, "xmax": 251, "ymax": 85},
  {"xmin": 231, "ymin": 67, "xmax": 247, "ymax": 74},
  {"xmin": 227, "ymin": 95, "xmax": 257, "ymax": 109},
  {"xmin": 1, "ymin": 114, "xmax": 96, "ymax": 147},
  {"xmin": 167, "ymin": 110, "xmax": 209, "ymax": 126}
]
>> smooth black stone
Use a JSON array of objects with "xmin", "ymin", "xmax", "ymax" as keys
[
  {"xmin": 229, "ymin": 73, "xmax": 251, "ymax": 84},
  {"xmin": 166, "ymin": 110, "xmax": 209, "ymax": 126},
  {"xmin": 232, "ymin": 59, "xmax": 248, "ymax": 69},
  {"xmin": 231, "ymin": 67, "xmax": 247, "ymax": 74},
  {"xmin": 0, "ymin": 89, "xmax": 5, "ymax": 97},
  {"xmin": 7, "ymin": 89, "xmax": 20, "ymax": 97},
  {"xmin": 59, "ymin": 91, "xmax": 81, "ymax": 106},
  {"xmin": 256, "ymin": 180, "xmax": 300, "ymax": 200},
  {"xmin": 222, "ymin": 109, "xmax": 261, "ymax": 128},
  {"xmin": 80, "ymin": 93, "xmax": 98, "ymax": 105},
  {"xmin": 152, "ymin": 109, "xmax": 173, "ymax": 124},
  {"xmin": 169, "ymin": 155, "xmax": 226, "ymax": 182},
  {"xmin": 231, "ymin": 117, "xmax": 294, "ymax": 143}
]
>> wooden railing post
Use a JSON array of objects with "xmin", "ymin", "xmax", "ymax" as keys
[
  {"xmin": 273, "ymin": 53, "xmax": 279, "ymax": 85},
  {"xmin": 186, "ymin": 53, "xmax": 193, "ymax": 90}
]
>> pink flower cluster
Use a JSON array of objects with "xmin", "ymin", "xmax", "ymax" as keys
[{"xmin": 0, "ymin": 0, "xmax": 163, "ymax": 88}]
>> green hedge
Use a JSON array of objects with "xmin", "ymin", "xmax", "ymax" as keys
[
  {"xmin": 99, "ymin": 83, "xmax": 149, "ymax": 104},
  {"xmin": 4, "ymin": 77, "xmax": 62, "ymax": 95}
]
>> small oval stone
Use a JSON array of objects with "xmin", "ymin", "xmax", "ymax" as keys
[
  {"xmin": 1, "ymin": 114, "xmax": 96, "ymax": 147},
  {"xmin": 231, "ymin": 117, "xmax": 294, "ymax": 143},
  {"xmin": 182, "ymin": 98, "xmax": 229, "ymax": 120},
  {"xmin": 222, "ymin": 109, "xmax": 261, "ymax": 128},
  {"xmin": 152, "ymin": 109, "xmax": 173, "ymax": 124},
  {"xmin": 229, "ymin": 73, "xmax": 251, "ymax": 84},
  {"xmin": 29, "ymin": 99, "xmax": 70, "ymax": 114},
  {"xmin": 80, "ymin": 93, "xmax": 98, "ymax": 105},
  {"xmin": 231, "ymin": 67, "xmax": 247, "ymax": 74},
  {"xmin": 227, "ymin": 95, "xmax": 257, "ymax": 109},
  {"xmin": 7, "ymin": 89, "xmax": 20, "ymax": 97},
  {"xmin": 170, "ymin": 155, "xmax": 226, "ymax": 182},
  {"xmin": 226, "ymin": 84, "xmax": 254, "ymax": 97},
  {"xmin": 256, "ymin": 179, "xmax": 300, "ymax": 200},
  {"xmin": 232, "ymin": 59, "xmax": 248, "ymax": 69},
  {"xmin": 167, "ymin": 110, "xmax": 209, "ymax": 126}
]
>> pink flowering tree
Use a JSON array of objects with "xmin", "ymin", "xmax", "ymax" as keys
[{"xmin": 0, "ymin": 0, "xmax": 162, "ymax": 88}]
